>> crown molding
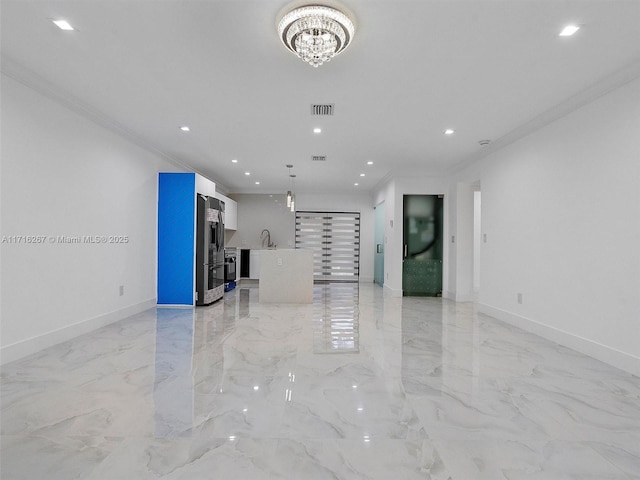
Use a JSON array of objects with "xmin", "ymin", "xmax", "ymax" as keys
[
  {"xmin": 448, "ymin": 58, "xmax": 640, "ymax": 177},
  {"xmin": 1, "ymin": 54, "xmax": 230, "ymax": 192}
]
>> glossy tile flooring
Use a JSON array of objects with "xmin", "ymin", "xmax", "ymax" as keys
[{"xmin": 1, "ymin": 283, "xmax": 639, "ymax": 479}]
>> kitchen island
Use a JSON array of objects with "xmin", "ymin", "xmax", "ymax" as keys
[{"xmin": 258, "ymin": 249, "xmax": 313, "ymax": 303}]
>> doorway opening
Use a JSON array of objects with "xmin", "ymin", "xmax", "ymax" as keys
[
  {"xmin": 402, "ymin": 195, "xmax": 443, "ymax": 296},
  {"xmin": 374, "ymin": 202, "xmax": 385, "ymax": 287},
  {"xmin": 473, "ymin": 189, "xmax": 482, "ymax": 295}
]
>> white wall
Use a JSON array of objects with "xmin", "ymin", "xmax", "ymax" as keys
[
  {"xmin": 0, "ymin": 75, "xmax": 179, "ymax": 363},
  {"xmin": 449, "ymin": 182, "xmax": 475, "ymax": 302},
  {"xmin": 476, "ymin": 77, "xmax": 640, "ymax": 375},
  {"xmin": 226, "ymin": 193, "xmax": 295, "ymax": 250}
]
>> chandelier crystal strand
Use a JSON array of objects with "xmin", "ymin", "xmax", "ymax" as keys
[{"xmin": 278, "ymin": 5, "xmax": 355, "ymax": 68}]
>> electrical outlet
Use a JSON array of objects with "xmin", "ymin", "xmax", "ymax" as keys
[
  {"xmin": 517, "ymin": 293, "xmax": 523, "ymax": 304},
  {"xmin": 483, "ymin": 233, "xmax": 487, "ymax": 243},
  {"xmin": 119, "ymin": 285, "xmax": 124, "ymax": 296},
  {"xmin": 451, "ymin": 235, "xmax": 455, "ymax": 243},
  {"xmin": 277, "ymin": 257, "xmax": 283, "ymax": 266}
]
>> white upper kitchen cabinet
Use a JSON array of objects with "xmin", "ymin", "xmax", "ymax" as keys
[{"xmin": 214, "ymin": 192, "xmax": 237, "ymax": 230}]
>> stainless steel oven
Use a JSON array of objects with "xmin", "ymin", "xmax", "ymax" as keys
[{"xmin": 224, "ymin": 247, "xmax": 237, "ymax": 283}]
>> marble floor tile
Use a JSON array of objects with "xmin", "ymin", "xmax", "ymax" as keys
[{"xmin": 2, "ymin": 283, "xmax": 639, "ymax": 479}]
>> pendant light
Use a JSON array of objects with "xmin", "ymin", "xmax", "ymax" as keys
[
  {"xmin": 286, "ymin": 164, "xmax": 293, "ymax": 207},
  {"xmin": 290, "ymin": 174, "xmax": 296, "ymax": 212}
]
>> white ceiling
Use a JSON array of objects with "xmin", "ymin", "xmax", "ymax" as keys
[{"xmin": 2, "ymin": 0, "xmax": 639, "ymax": 195}]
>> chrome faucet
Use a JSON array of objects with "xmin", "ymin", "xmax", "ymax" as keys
[{"xmin": 261, "ymin": 229, "xmax": 274, "ymax": 249}]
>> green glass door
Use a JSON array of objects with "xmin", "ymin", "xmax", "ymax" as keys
[
  {"xmin": 402, "ymin": 195, "xmax": 443, "ymax": 296},
  {"xmin": 374, "ymin": 202, "xmax": 385, "ymax": 286}
]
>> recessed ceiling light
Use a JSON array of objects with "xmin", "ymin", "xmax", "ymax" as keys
[
  {"xmin": 245, "ymin": 172, "xmax": 250, "ymax": 176},
  {"xmin": 53, "ymin": 20, "xmax": 74, "ymax": 31},
  {"xmin": 559, "ymin": 25, "xmax": 580, "ymax": 36},
  {"xmin": 367, "ymin": 161, "xmax": 374, "ymax": 165},
  {"xmin": 179, "ymin": 126, "xmax": 190, "ymax": 132},
  {"xmin": 354, "ymin": 183, "xmax": 359, "ymax": 186},
  {"xmin": 255, "ymin": 181, "xmax": 260, "ymax": 185},
  {"xmin": 360, "ymin": 173, "xmax": 365, "ymax": 177},
  {"xmin": 231, "ymin": 159, "xmax": 238, "ymax": 163},
  {"xmin": 313, "ymin": 127, "xmax": 322, "ymax": 134},
  {"xmin": 444, "ymin": 129, "xmax": 455, "ymax": 135}
]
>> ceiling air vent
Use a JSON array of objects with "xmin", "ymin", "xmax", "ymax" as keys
[
  {"xmin": 312, "ymin": 155, "xmax": 327, "ymax": 162},
  {"xmin": 311, "ymin": 104, "xmax": 334, "ymax": 115}
]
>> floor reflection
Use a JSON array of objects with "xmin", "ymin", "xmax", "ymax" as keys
[
  {"xmin": 400, "ymin": 298, "xmax": 444, "ymax": 396},
  {"xmin": 312, "ymin": 282, "xmax": 360, "ymax": 354},
  {"xmin": 4, "ymin": 283, "xmax": 638, "ymax": 479},
  {"xmin": 192, "ymin": 300, "xmax": 226, "ymax": 396},
  {"xmin": 153, "ymin": 308, "xmax": 194, "ymax": 437}
]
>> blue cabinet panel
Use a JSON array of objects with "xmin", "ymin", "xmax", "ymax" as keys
[{"xmin": 157, "ymin": 173, "xmax": 195, "ymax": 305}]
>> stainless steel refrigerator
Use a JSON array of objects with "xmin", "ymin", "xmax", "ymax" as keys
[{"xmin": 196, "ymin": 195, "xmax": 225, "ymax": 305}]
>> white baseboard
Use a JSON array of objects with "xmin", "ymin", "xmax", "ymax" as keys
[
  {"xmin": 0, "ymin": 298, "xmax": 157, "ymax": 365},
  {"xmin": 442, "ymin": 290, "xmax": 474, "ymax": 302},
  {"xmin": 478, "ymin": 303, "xmax": 640, "ymax": 377},
  {"xmin": 358, "ymin": 276, "xmax": 374, "ymax": 284},
  {"xmin": 384, "ymin": 284, "xmax": 403, "ymax": 297}
]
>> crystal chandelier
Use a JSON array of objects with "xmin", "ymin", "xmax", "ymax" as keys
[{"xmin": 278, "ymin": 5, "xmax": 355, "ymax": 68}]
